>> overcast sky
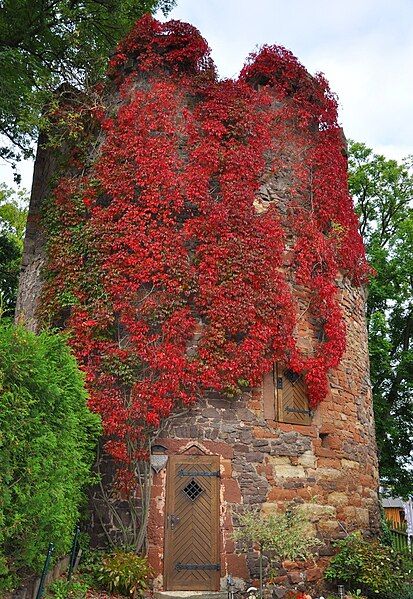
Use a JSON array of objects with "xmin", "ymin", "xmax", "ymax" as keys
[{"xmin": 3, "ymin": 0, "xmax": 413, "ymax": 192}]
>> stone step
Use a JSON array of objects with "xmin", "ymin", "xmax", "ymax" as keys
[{"xmin": 155, "ymin": 592, "xmax": 227, "ymax": 599}]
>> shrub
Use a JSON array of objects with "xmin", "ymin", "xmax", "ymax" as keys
[
  {"xmin": 96, "ymin": 551, "xmax": 152, "ymax": 597},
  {"xmin": 386, "ymin": 584, "xmax": 413, "ymax": 599},
  {"xmin": 324, "ymin": 532, "xmax": 407, "ymax": 597},
  {"xmin": 233, "ymin": 503, "xmax": 323, "ymax": 563},
  {"xmin": 233, "ymin": 503, "xmax": 323, "ymax": 595},
  {"xmin": 46, "ymin": 578, "xmax": 89, "ymax": 599},
  {"xmin": 0, "ymin": 323, "xmax": 101, "ymax": 590},
  {"xmin": 74, "ymin": 547, "xmax": 105, "ymax": 588}
]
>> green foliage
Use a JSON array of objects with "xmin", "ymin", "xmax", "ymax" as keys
[
  {"xmin": 386, "ymin": 583, "xmax": 413, "ymax": 599},
  {"xmin": 0, "ymin": 184, "xmax": 28, "ymax": 317},
  {"xmin": 234, "ymin": 509, "xmax": 320, "ymax": 599},
  {"xmin": 96, "ymin": 551, "xmax": 152, "ymax": 597},
  {"xmin": 0, "ymin": 0, "xmax": 176, "ymax": 167},
  {"xmin": 74, "ymin": 547, "xmax": 105, "ymax": 588},
  {"xmin": 348, "ymin": 141, "xmax": 413, "ymax": 497},
  {"xmin": 0, "ymin": 233, "xmax": 21, "ymax": 317},
  {"xmin": 45, "ymin": 548, "xmax": 105, "ymax": 598},
  {"xmin": 324, "ymin": 532, "xmax": 410, "ymax": 598},
  {"xmin": 46, "ymin": 578, "xmax": 89, "ymax": 599},
  {"xmin": 233, "ymin": 504, "xmax": 323, "ymax": 563},
  {"xmin": 0, "ymin": 323, "xmax": 101, "ymax": 590},
  {"xmin": 379, "ymin": 511, "xmax": 394, "ymax": 547},
  {"xmin": 0, "ymin": 184, "xmax": 28, "ymax": 245}
]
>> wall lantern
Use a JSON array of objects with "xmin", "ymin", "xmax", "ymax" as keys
[{"xmin": 150, "ymin": 444, "xmax": 168, "ymax": 473}]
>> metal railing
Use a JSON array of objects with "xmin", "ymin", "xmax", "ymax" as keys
[{"xmin": 35, "ymin": 526, "xmax": 81, "ymax": 599}]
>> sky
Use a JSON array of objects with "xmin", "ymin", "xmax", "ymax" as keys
[{"xmin": 2, "ymin": 0, "xmax": 413, "ymax": 193}]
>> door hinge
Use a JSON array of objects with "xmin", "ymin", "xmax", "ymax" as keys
[
  {"xmin": 175, "ymin": 563, "xmax": 220, "ymax": 571},
  {"xmin": 178, "ymin": 469, "xmax": 220, "ymax": 477},
  {"xmin": 285, "ymin": 406, "xmax": 312, "ymax": 416}
]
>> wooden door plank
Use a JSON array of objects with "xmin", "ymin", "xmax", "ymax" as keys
[
  {"xmin": 164, "ymin": 454, "xmax": 220, "ymax": 591},
  {"xmin": 277, "ymin": 365, "xmax": 311, "ymax": 425}
]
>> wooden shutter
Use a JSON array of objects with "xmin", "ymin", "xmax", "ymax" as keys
[
  {"xmin": 263, "ymin": 367, "xmax": 276, "ymax": 420},
  {"xmin": 276, "ymin": 364, "xmax": 311, "ymax": 425}
]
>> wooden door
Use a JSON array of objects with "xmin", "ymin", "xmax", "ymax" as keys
[{"xmin": 164, "ymin": 455, "xmax": 220, "ymax": 591}]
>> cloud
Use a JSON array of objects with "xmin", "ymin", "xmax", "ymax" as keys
[
  {"xmin": 162, "ymin": 0, "xmax": 413, "ymax": 156},
  {"xmin": 3, "ymin": 0, "xmax": 412, "ymax": 190}
]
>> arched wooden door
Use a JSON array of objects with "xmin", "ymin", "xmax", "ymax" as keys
[{"xmin": 164, "ymin": 454, "xmax": 220, "ymax": 591}]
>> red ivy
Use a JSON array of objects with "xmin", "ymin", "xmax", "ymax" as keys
[{"xmin": 42, "ymin": 16, "xmax": 370, "ymax": 487}]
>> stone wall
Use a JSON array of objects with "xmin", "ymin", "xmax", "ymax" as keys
[
  {"xmin": 14, "ymin": 55, "xmax": 380, "ymax": 598},
  {"xmin": 147, "ymin": 278, "xmax": 380, "ymax": 596},
  {"xmin": 15, "ymin": 133, "xmax": 55, "ymax": 332}
]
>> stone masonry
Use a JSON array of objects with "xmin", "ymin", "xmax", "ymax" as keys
[
  {"xmin": 16, "ymin": 135, "xmax": 381, "ymax": 597},
  {"xmin": 15, "ymin": 36, "xmax": 381, "ymax": 598},
  {"xmin": 147, "ymin": 276, "xmax": 380, "ymax": 596}
]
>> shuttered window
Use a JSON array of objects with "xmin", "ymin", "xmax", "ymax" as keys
[{"xmin": 263, "ymin": 364, "xmax": 311, "ymax": 425}]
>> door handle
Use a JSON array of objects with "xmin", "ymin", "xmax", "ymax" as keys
[{"xmin": 168, "ymin": 514, "xmax": 180, "ymax": 529}]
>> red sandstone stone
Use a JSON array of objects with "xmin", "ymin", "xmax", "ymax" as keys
[
  {"xmin": 147, "ymin": 547, "xmax": 162, "ymax": 572},
  {"xmin": 288, "ymin": 571, "xmax": 303, "ymax": 584},
  {"xmin": 221, "ymin": 458, "xmax": 232, "ymax": 478},
  {"xmin": 314, "ymin": 446, "xmax": 337, "ymax": 458},
  {"xmin": 225, "ymin": 553, "xmax": 249, "ymax": 578},
  {"xmin": 223, "ymin": 478, "xmax": 242, "ymax": 503},
  {"xmin": 253, "ymin": 427, "xmax": 278, "ymax": 439},
  {"xmin": 306, "ymin": 567, "xmax": 322, "ymax": 581},
  {"xmin": 273, "ymin": 575, "xmax": 288, "ymax": 584},
  {"xmin": 267, "ymin": 488, "xmax": 299, "ymax": 501},
  {"xmin": 282, "ymin": 560, "xmax": 299, "ymax": 569}
]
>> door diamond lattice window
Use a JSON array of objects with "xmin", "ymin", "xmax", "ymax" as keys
[{"xmin": 183, "ymin": 478, "xmax": 203, "ymax": 501}]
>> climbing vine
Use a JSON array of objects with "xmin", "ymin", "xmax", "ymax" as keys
[{"xmin": 41, "ymin": 15, "xmax": 370, "ymax": 492}]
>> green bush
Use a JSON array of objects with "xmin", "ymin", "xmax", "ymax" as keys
[
  {"xmin": 233, "ymin": 503, "xmax": 323, "ymax": 563},
  {"xmin": 75, "ymin": 547, "xmax": 105, "ymax": 587},
  {"xmin": 324, "ymin": 532, "xmax": 408, "ymax": 598},
  {"xmin": 46, "ymin": 578, "xmax": 89, "ymax": 599},
  {"xmin": 96, "ymin": 551, "xmax": 152, "ymax": 597},
  {"xmin": 386, "ymin": 584, "xmax": 413, "ymax": 599},
  {"xmin": 0, "ymin": 323, "xmax": 101, "ymax": 590}
]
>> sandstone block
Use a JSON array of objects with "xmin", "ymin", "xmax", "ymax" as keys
[
  {"xmin": 300, "ymin": 502, "xmax": 336, "ymax": 522},
  {"xmin": 288, "ymin": 571, "xmax": 303, "ymax": 584},
  {"xmin": 220, "ymin": 458, "xmax": 232, "ymax": 478},
  {"xmin": 273, "ymin": 463, "xmax": 306, "ymax": 479},
  {"xmin": 342, "ymin": 459, "xmax": 360, "ymax": 469},
  {"xmin": 298, "ymin": 450, "xmax": 316, "ymax": 468},
  {"xmin": 328, "ymin": 492, "xmax": 348, "ymax": 507},
  {"xmin": 315, "ymin": 467, "xmax": 342, "ymax": 481},
  {"xmin": 226, "ymin": 553, "xmax": 249, "ymax": 578},
  {"xmin": 268, "ymin": 456, "xmax": 291, "ymax": 466},
  {"xmin": 306, "ymin": 567, "xmax": 322, "ymax": 581},
  {"xmin": 355, "ymin": 508, "xmax": 370, "ymax": 527},
  {"xmin": 317, "ymin": 519, "xmax": 340, "ymax": 535},
  {"xmin": 223, "ymin": 479, "xmax": 242, "ymax": 503}
]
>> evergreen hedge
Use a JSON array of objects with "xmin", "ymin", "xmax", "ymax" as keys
[{"xmin": 0, "ymin": 323, "xmax": 101, "ymax": 591}]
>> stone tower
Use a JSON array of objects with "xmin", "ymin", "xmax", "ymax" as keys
[{"xmin": 16, "ymin": 16, "xmax": 380, "ymax": 597}]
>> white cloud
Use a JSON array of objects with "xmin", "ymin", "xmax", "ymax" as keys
[
  {"xmin": 163, "ymin": 0, "xmax": 413, "ymax": 155},
  {"xmin": 3, "ymin": 0, "xmax": 412, "ymax": 192}
]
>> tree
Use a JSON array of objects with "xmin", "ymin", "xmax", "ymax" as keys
[
  {"xmin": 0, "ymin": 322, "xmax": 101, "ymax": 591},
  {"xmin": 0, "ymin": 184, "xmax": 28, "ymax": 317},
  {"xmin": 0, "ymin": 0, "xmax": 176, "ymax": 172},
  {"xmin": 348, "ymin": 141, "xmax": 413, "ymax": 497}
]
